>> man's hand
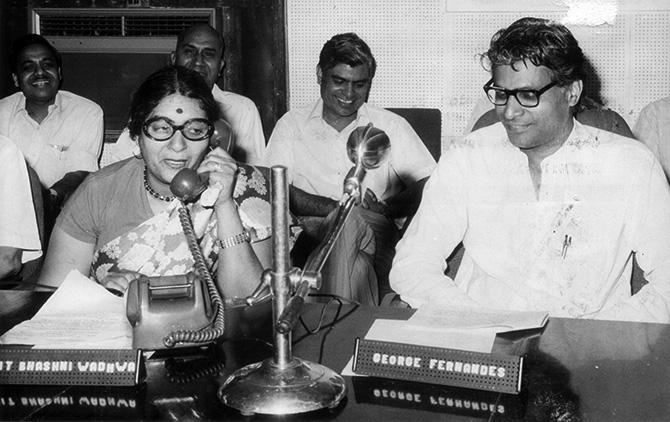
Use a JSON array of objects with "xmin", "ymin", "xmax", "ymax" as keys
[{"xmin": 361, "ymin": 188, "xmax": 389, "ymax": 217}]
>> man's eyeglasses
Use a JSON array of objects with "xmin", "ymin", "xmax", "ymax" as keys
[
  {"xmin": 483, "ymin": 79, "xmax": 558, "ymax": 108},
  {"xmin": 142, "ymin": 117, "xmax": 213, "ymax": 142}
]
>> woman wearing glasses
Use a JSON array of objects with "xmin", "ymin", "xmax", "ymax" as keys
[{"xmin": 38, "ymin": 65, "xmax": 271, "ymax": 298}]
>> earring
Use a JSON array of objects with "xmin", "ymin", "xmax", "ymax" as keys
[{"xmin": 132, "ymin": 138, "xmax": 143, "ymax": 160}]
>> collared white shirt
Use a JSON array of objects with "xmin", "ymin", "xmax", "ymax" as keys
[
  {"xmin": 0, "ymin": 91, "xmax": 103, "ymax": 188},
  {"xmin": 391, "ymin": 120, "xmax": 670, "ymax": 323},
  {"xmin": 0, "ymin": 135, "xmax": 41, "ymax": 262},
  {"xmin": 635, "ymin": 96, "xmax": 670, "ymax": 180},
  {"xmin": 108, "ymin": 85, "xmax": 266, "ymax": 165},
  {"xmin": 263, "ymin": 99, "xmax": 436, "ymax": 202},
  {"xmin": 211, "ymin": 85, "xmax": 265, "ymax": 165}
]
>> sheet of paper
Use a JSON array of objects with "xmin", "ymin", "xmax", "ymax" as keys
[
  {"xmin": 408, "ymin": 303, "xmax": 548, "ymax": 332},
  {"xmin": 365, "ymin": 318, "xmax": 497, "ymax": 353},
  {"xmin": 0, "ymin": 269, "xmax": 132, "ymax": 349}
]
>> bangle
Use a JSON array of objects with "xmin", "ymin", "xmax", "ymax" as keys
[{"xmin": 216, "ymin": 230, "xmax": 251, "ymax": 249}]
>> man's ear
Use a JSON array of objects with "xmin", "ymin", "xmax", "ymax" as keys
[
  {"xmin": 170, "ymin": 51, "xmax": 176, "ymax": 65},
  {"xmin": 11, "ymin": 73, "xmax": 18, "ymax": 88},
  {"xmin": 566, "ymin": 79, "xmax": 583, "ymax": 107},
  {"xmin": 316, "ymin": 66, "xmax": 323, "ymax": 85}
]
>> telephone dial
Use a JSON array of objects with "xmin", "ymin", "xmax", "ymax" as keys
[{"xmin": 126, "ymin": 119, "xmax": 234, "ymax": 351}]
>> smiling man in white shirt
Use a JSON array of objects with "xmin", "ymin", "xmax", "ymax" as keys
[
  {"xmin": 264, "ymin": 33, "xmax": 436, "ymax": 304},
  {"xmin": 391, "ymin": 17, "xmax": 670, "ymax": 323},
  {"xmin": 0, "ymin": 34, "xmax": 103, "ymax": 197}
]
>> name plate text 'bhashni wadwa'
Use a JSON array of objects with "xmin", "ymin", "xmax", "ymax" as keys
[{"xmin": 0, "ymin": 347, "xmax": 142, "ymax": 386}]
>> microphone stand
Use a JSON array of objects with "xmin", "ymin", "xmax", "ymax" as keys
[
  {"xmin": 220, "ymin": 124, "xmax": 389, "ymax": 415},
  {"xmin": 218, "ymin": 166, "xmax": 347, "ymax": 416}
]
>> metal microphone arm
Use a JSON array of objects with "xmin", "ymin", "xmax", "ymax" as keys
[
  {"xmin": 275, "ymin": 123, "xmax": 390, "ymax": 334},
  {"xmin": 275, "ymin": 188, "xmax": 360, "ymax": 334}
]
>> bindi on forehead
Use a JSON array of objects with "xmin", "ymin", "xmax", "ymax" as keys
[{"xmin": 176, "ymin": 108, "xmax": 183, "ymax": 114}]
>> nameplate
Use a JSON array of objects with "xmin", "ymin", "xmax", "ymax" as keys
[
  {"xmin": 352, "ymin": 376, "xmax": 525, "ymax": 418},
  {"xmin": 353, "ymin": 339, "xmax": 523, "ymax": 394},
  {"xmin": 0, "ymin": 347, "xmax": 143, "ymax": 386},
  {"xmin": 0, "ymin": 384, "xmax": 142, "ymax": 420}
]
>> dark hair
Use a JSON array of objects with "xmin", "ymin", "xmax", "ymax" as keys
[
  {"xmin": 318, "ymin": 33, "xmax": 376, "ymax": 79},
  {"xmin": 176, "ymin": 24, "xmax": 225, "ymax": 55},
  {"xmin": 10, "ymin": 33, "xmax": 62, "ymax": 73},
  {"xmin": 127, "ymin": 65, "xmax": 219, "ymax": 139},
  {"xmin": 482, "ymin": 17, "xmax": 585, "ymax": 86}
]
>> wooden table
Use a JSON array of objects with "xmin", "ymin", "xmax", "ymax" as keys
[{"xmin": 1, "ymin": 290, "xmax": 670, "ymax": 421}]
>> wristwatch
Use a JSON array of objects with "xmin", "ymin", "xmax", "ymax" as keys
[{"xmin": 216, "ymin": 230, "xmax": 252, "ymax": 249}]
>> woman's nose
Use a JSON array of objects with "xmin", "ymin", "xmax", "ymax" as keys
[{"xmin": 167, "ymin": 131, "xmax": 188, "ymax": 151}]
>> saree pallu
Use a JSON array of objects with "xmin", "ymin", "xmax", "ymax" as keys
[{"xmin": 90, "ymin": 164, "xmax": 279, "ymax": 283}]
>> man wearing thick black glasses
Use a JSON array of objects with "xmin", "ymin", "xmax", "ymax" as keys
[{"xmin": 390, "ymin": 17, "xmax": 670, "ymax": 323}]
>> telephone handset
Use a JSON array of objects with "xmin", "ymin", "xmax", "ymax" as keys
[
  {"xmin": 168, "ymin": 118, "xmax": 234, "ymax": 202},
  {"xmin": 169, "ymin": 169, "xmax": 208, "ymax": 203}
]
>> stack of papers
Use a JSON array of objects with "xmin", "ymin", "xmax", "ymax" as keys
[{"xmin": 0, "ymin": 270, "xmax": 132, "ymax": 349}]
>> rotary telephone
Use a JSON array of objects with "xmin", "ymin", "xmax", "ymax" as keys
[{"xmin": 126, "ymin": 119, "xmax": 234, "ymax": 351}]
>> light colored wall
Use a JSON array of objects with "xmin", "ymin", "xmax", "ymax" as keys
[{"xmin": 286, "ymin": 0, "xmax": 670, "ymax": 152}]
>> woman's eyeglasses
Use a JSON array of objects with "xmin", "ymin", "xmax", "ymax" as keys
[
  {"xmin": 483, "ymin": 79, "xmax": 558, "ymax": 108},
  {"xmin": 142, "ymin": 117, "xmax": 213, "ymax": 141}
]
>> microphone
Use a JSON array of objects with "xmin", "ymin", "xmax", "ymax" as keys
[
  {"xmin": 274, "ymin": 123, "xmax": 390, "ymax": 334},
  {"xmin": 342, "ymin": 123, "xmax": 391, "ymax": 202}
]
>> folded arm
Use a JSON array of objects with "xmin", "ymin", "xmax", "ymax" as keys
[{"xmin": 289, "ymin": 185, "xmax": 338, "ymax": 217}]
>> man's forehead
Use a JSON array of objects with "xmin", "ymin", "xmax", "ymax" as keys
[
  {"xmin": 178, "ymin": 29, "xmax": 222, "ymax": 51},
  {"xmin": 492, "ymin": 62, "xmax": 553, "ymax": 87},
  {"xmin": 20, "ymin": 44, "xmax": 56, "ymax": 61},
  {"xmin": 326, "ymin": 63, "xmax": 371, "ymax": 81}
]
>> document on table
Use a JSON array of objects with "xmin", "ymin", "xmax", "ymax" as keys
[
  {"xmin": 407, "ymin": 303, "xmax": 549, "ymax": 332},
  {"xmin": 0, "ymin": 269, "xmax": 132, "ymax": 349}
]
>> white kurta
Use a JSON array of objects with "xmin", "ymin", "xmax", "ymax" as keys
[
  {"xmin": 0, "ymin": 135, "xmax": 41, "ymax": 262},
  {"xmin": 391, "ymin": 120, "xmax": 670, "ymax": 323}
]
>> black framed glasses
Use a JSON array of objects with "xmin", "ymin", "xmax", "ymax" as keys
[
  {"xmin": 142, "ymin": 117, "xmax": 213, "ymax": 142},
  {"xmin": 483, "ymin": 79, "xmax": 558, "ymax": 108}
]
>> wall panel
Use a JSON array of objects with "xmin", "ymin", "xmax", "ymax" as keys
[{"xmin": 287, "ymin": 0, "xmax": 670, "ymax": 152}]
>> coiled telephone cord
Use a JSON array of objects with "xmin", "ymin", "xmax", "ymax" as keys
[{"xmin": 163, "ymin": 204, "xmax": 226, "ymax": 347}]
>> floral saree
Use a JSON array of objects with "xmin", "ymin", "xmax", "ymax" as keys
[{"xmin": 90, "ymin": 164, "xmax": 276, "ymax": 283}]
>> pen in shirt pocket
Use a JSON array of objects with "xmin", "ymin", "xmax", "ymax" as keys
[{"xmin": 561, "ymin": 234, "xmax": 572, "ymax": 259}]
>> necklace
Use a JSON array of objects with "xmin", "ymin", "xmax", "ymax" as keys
[{"xmin": 143, "ymin": 167, "xmax": 175, "ymax": 202}]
